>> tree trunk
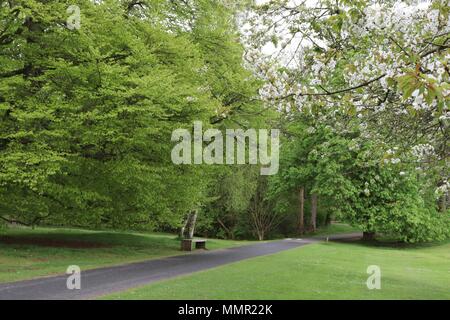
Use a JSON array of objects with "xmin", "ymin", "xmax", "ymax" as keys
[
  {"xmin": 310, "ymin": 193, "xmax": 318, "ymax": 232},
  {"xmin": 180, "ymin": 210, "xmax": 198, "ymax": 239},
  {"xmin": 363, "ymin": 231, "xmax": 376, "ymax": 241},
  {"xmin": 439, "ymin": 192, "xmax": 447, "ymax": 213},
  {"xmin": 217, "ymin": 218, "xmax": 234, "ymax": 240},
  {"xmin": 257, "ymin": 230, "xmax": 264, "ymax": 241},
  {"xmin": 298, "ymin": 187, "xmax": 305, "ymax": 235},
  {"xmin": 325, "ymin": 213, "xmax": 332, "ymax": 226},
  {"xmin": 187, "ymin": 210, "xmax": 197, "ymax": 239},
  {"xmin": 180, "ymin": 216, "xmax": 189, "ymax": 239}
]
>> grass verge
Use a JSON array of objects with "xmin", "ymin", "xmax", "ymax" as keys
[{"xmin": 0, "ymin": 227, "xmax": 250, "ymax": 283}]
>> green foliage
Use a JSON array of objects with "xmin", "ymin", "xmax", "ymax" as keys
[
  {"xmin": 199, "ymin": 166, "xmax": 259, "ymax": 239},
  {"xmin": 0, "ymin": 0, "xmax": 263, "ymax": 230},
  {"xmin": 1, "ymin": 0, "xmax": 446, "ymax": 244},
  {"xmin": 270, "ymin": 110, "xmax": 449, "ymax": 242},
  {"xmin": 341, "ymin": 151, "xmax": 449, "ymax": 243},
  {"xmin": 250, "ymin": 0, "xmax": 449, "ymax": 242}
]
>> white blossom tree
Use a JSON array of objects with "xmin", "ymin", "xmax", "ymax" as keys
[{"xmin": 245, "ymin": 0, "xmax": 449, "ymax": 210}]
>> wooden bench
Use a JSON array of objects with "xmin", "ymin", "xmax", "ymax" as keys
[{"xmin": 180, "ymin": 239, "xmax": 207, "ymax": 251}]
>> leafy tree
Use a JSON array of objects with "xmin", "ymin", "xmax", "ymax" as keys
[
  {"xmin": 0, "ymin": 0, "xmax": 263, "ymax": 230},
  {"xmin": 249, "ymin": 174, "xmax": 285, "ymax": 240},
  {"xmin": 245, "ymin": 0, "xmax": 449, "ymax": 242},
  {"xmin": 272, "ymin": 109, "xmax": 449, "ymax": 242},
  {"xmin": 196, "ymin": 165, "xmax": 258, "ymax": 239}
]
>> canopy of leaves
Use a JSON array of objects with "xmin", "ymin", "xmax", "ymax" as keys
[{"xmin": 0, "ymin": 0, "xmax": 263, "ymax": 229}]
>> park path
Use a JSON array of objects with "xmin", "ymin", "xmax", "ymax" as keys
[{"xmin": 0, "ymin": 233, "xmax": 361, "ymax": 300}]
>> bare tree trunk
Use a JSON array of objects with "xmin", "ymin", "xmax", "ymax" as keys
[
  {"xmin": 180, "ymin": 216, "xmax": 189, "ymax": 239},
  {"xmin": 187, "ymin": 210, "xmax": 197, "ymax": 239},
  {"xmin": 217, "ymin": 218, "xmax": 234, "ymax": 240},
  {"xmin": 249, "ymin": 177, "xmax": 282, "ymax": 241},
  {"xmin": 310, "ymin": 193, "xmax": 318, "ymax": 232},
  {"xmin": 298, "ymin": 187, "xmax": 305, "ymax": 235},
  {"xmin": 180, "ymin": 210, "xmax": 198, "ymax": 239},
  {"xmin": 257, "ymin": 230, "xmax": 264, "ymax": 241},
  {"xmin": 439, "ymin": 192, "xmax": 448, "ymax": 213}
]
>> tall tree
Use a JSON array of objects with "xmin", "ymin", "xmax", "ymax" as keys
[
  {"xmin": 246, "ymin": 0, "xmax": 449, "ymax": 242},
  {"xmin": 297, "ymin": 187, "xmax": 305, "ymax": 234},
  {"xmin": 0, "ymin": 0, "xmax": 263, "ymax": 230},
  {"xmin": 310, "ymin": 193, "xmax": 318, "ymax": 232}
]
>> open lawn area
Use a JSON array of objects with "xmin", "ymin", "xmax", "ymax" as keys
[
  {"xmin": 0, "ymin": 227, "xmax": 249, "ymax": 283},
  {"xmin": 103, "ymin": 240, "xmax": 450, "ymax": 300}
]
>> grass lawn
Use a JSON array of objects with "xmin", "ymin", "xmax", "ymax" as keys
[
  {"xmin": 306, "ymin": 223, "xmax": 361, "ymax": 237},
  {"xmin": 103, "ymin": 239, "xmax": 450, "ymax": 300},
  {"xmin": 0, "ymin": 227, "xmax": 250, "ymax": 283}
]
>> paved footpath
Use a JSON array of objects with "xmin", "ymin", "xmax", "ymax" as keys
[{"xmin": 0, "ymin": 233, "xmax": 361, "ymax": 300}]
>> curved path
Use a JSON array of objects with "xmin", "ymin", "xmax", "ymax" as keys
[{"xmin": 0, "ymin": 233, "xmax": 361, "ymax": 300}]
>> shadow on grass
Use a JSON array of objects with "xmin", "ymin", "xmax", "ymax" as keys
[{"xmin": 332, "ymin": 236, "xmax": 450, "ymax": 250}]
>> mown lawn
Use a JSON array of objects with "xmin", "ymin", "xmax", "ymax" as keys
[
  {"xmin": 0, "ymin": 227, "xmax": 250, "ymax": 283},
  {"xmin": 103, "ymin": 240, "xmax": 450, "ymax": 300},
  {"xmin": 307, "ymin": 223, "xmax": 361, "ymax": 237}
]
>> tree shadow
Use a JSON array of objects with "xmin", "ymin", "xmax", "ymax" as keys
[
  {"xmin": 332, "ymin": 237, "xmax": 449, "ymax": 250},
  {"xmin": 0, "ymin": 230, "xmax": 179, "ymax": 249}
]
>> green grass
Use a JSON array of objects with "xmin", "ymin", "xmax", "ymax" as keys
[
  {"xmin": 0, "ymin": 227, "xmax": 250, "ymax": 283},
  {"xmin": 103, "ymin": 240, "xmax": 450, "ymax": 300},
  {"xmin": 307, "ymin": 223, "xmax": 361, "ymax": 237}
]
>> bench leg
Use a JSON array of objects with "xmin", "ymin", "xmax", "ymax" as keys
[
  {"xmin": 181, "ymin": 239, "xmax": 192, "ymax": 251},
  {"xmin": 195, "ymin": 242, "xmax": 206, "ymax": 250}
]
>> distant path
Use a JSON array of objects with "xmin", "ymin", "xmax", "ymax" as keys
[{"xmin": 0, "ymin": 233, "xmax": 362, "ymax": 300}]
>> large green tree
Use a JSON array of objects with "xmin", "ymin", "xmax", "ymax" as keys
[{"xmin": 0, "ymin": 0, "xmax": 263, "ymax": 229}]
